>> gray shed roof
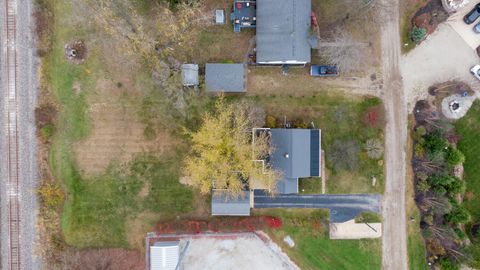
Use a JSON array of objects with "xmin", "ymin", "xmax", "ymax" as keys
[
  {"xmin": 211, "ymin": 190, "xmax": 250, "ymax": 216},
  {"xmin": 256, "ymin": 0, "xmax": 312, "ymax": 64},
  {"xmin": 205, "ymin": 63, "xmax": 246, "ymax": 92},
  {"xmin": 215, "ymin": 9, "xmax": 225, "ymax": 24},
  {"xmin": 270, "ymin": 129, "xmax": 321, "ymax": 180},
  {"xmin": 181, "ymin": 64, "xmax": 199, "ymax": 86},
  {"xmin": 256, "ymin": 0, "xmax": 312, "ymax": 63},
  {"xmin": 205, "ymin": 64, "xmax": 246, "ymax": 93}
]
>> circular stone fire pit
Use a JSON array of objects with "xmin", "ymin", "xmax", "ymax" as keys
[
  {"xmin": 64, "ymin": 40, "xmax": 87, "ymax": 64},
  {"xmin": 441, "ymin": 93, "xmax": 475, "ymax": 119}
]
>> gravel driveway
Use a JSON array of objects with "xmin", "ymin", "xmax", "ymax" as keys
[{"xmin": 401, "ymin": 23, "xmax": 480, "ymax": 110}]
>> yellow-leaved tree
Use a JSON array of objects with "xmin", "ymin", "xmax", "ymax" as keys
[{"xmin": 184, "ymin": 97, "xmax": 281, "ymax": 197}]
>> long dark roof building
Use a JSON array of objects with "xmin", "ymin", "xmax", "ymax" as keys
[{"xmin": 256, "ymin": 0, "xmax": 312, "ymax": 64}]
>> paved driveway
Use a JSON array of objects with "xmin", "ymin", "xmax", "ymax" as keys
[{"xmin": 253, "ymin": 190, "xmax": 381, "ymax": 222}]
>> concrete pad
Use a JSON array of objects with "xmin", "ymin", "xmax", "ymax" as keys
[
  {"xmin": 329, "ymin": 219, "xmax": 382, "ymax": 239},
  {"xmin": 180, "ymin": 233, "xmax": 299, "ymax": 270},
  {"xmin": 447, "ymin": 1, "xmax": 480, "ymax": 49}
]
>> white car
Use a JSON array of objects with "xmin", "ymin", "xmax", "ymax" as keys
[{"xmin": 470, "ymin": 65, "xmax": 480, "ymax": 80}]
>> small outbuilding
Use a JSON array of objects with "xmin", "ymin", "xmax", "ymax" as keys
[
  {"xmin": 181, "ymin": 64, "xmax": 199, "ymax": 86},
  {"xmin": 150, "ymin": 241, "xmax": 180, "ymax": 270},
  {"xmin": 215, "ymin": 9, "xmax": 225, "ymax": 25},
  {"xmin": 205, "ymin": 63, "xmax": 246, "ymax": 93}
]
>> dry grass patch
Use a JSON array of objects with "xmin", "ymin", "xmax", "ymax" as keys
[
  {"xmin": 126, "ymin": 211, "xmax": 161, "ymax": 251},
  {"xmin": 74, "ymin": 79, "xmax": 177, "ymax": 176}
]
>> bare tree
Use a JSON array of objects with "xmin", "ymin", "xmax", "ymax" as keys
[
  {"xmin": 364, "ymin": 138, "xmax": 384, "ymax": 159},
  {"xmin": 318, "ymin": 28, "xmax": 369, "ymax": 73},
  {"xmin": 327, "ymin": 139, "xmax": 360, "ymax": 171}
]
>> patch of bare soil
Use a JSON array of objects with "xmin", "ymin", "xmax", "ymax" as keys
[
  {"xmin": 62, "ymin": 248, "xmax": 144, "ymax": 270},
  {"xmin": 74, "ymin": 79, "xmax": 176, "ymax": 176},
  {"xmin": 247, "ymin": 67, "xmax": 382, "ymax": 98}
]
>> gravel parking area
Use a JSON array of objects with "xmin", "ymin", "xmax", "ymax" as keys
[
  {"xmin": 401, "ymin": 23, "xmax": 480, "ymax": 110},
  {"xmin": 447, "ymin": 1, "xmax": 480, "ymax": 50}
]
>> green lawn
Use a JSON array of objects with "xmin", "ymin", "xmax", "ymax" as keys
[
  {"xmin": 253, "ymin": 209, "xmax": 382, "ymax": 270},
  {"xmin": 407, "ymin": 208, "xmax": 428, "ymax": 270},
  {"xmin": 299, "ymin": 177, "xmax": 322, "ymax": 194},
  {"xmin": 455, "ymin": 100, "xmax": 480, "ymax": 267},
  {"xmin": 248, "ymin": 94, "xmax": 385, "ymax": 194},
  {"xmin": 45, "ymin": 0, "xmax": 195, "ymax": 248}
]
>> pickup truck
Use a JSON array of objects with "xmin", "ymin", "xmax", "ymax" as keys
[{"xmin": 310, "ymin": 65, "xmax": 338, "ymax": 77}]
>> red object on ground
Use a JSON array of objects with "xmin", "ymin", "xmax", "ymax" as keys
[
  {"xmin": 237, "ymin": 3, "xmax": 242, "ymax": 9},
  {"xmin": 264, "ymin": 216, "xmax": 282, "ymax": 229},
  {"xmin": 156, "ymin": 216, "xmax": 283, "ymax": 235},
  {"xmin": 367, "ymin": 111, "xmax": 378, "ymax": 124},
  {"xmin": 311, "ymin": 11, "xmax": 318, "ymax": 27}
]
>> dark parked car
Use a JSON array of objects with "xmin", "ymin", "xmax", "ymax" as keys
[
  {"xmin": 464, "ymin": 3, "xmax": 480, "ymax": 24},
  {"xmin": 475, "ymin": 21, "xmax": 480, "ymax": 33},
  {"xmin": 310, "ymin": 65, "xmax": 338, "ymax": 77}
]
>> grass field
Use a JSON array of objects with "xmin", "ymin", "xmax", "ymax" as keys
[
  {"xmin": 407, "ymin": 208, "xmax": 428, "ymax": 270},
  {"xmin": 406, "ymin": 126, "xmax": 428, "ymax": 270},
  {"xmin": 246, "ymin": 94, "xmax": 385, "ymax": 194},
  {"xmin": 455, "ymin": 100, "xmax": 480, "ymax": 266},
  {"xmin": 43, "ymin": 0, "xmax": 384, "ymax": 258},
  {"xmin": 253, "ymin": 209, "xmax": 382, "ymax": 270},
  {"xmin": 44, "ymin": 0, "xmax": 196, "ymax": 248}
]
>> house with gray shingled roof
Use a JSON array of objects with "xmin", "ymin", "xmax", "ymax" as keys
[
  {"xmin": 256, "ymin": 0, "xmax": 313, "ymax": 64},
  {"xmin": 269, "ymin": 128, "xmax": 321, "ymax": 194},
  {"xmin": 210, "ymin": 128, "xmax": 321, "ymax": 215}
]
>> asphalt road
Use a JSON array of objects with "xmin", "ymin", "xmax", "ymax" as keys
[
  {"xmin": 0, "ymin": 0, "xmax": 40, "ymax": 269},
  {"xmin": 253, "ymin": 190, "xmax": 381, "ymax": 223}
]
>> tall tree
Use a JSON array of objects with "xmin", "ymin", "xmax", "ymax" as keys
[{"xmin": 183, "ymin": 97, "xmax": 281, "ymax": 197}]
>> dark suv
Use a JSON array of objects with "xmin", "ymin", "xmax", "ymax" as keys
[{"xmin": 464, "ymin": 3, "xmax": 480, "ymax": 24}]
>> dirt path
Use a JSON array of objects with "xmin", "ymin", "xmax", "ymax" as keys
[{"xmin": 379, "ymin": 0, "xmax": 408, "ymax": 269}]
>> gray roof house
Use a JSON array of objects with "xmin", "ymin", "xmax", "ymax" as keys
[
  {"xmin": 205, "ymin": 63, "xmax": 246, "ymax": 93},
  {"xmin": 181, "ymin": 64, "xmax": 199, "ymax": 86},
  {"xmin": 211, "ymin": 190, "xmax": 251, "ymax": 216},
  {"xmin": 256, "ymin": 0, "xmax": 312, "ymax": 64},
  {"xmin": 150, "ymin": 241, "xmax": 180, "ymax": 270},
  {"xmin": 210, "ymin": 128, "xmax": 321, "ymax": 215},
  {"xmin": 269, "ymin": 129, "xmax": 321, "ymax": 194}
]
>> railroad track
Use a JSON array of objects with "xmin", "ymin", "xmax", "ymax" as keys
[{"xmin": 5, "ymin": 0, "xmax": 21, "ymax": 269}]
